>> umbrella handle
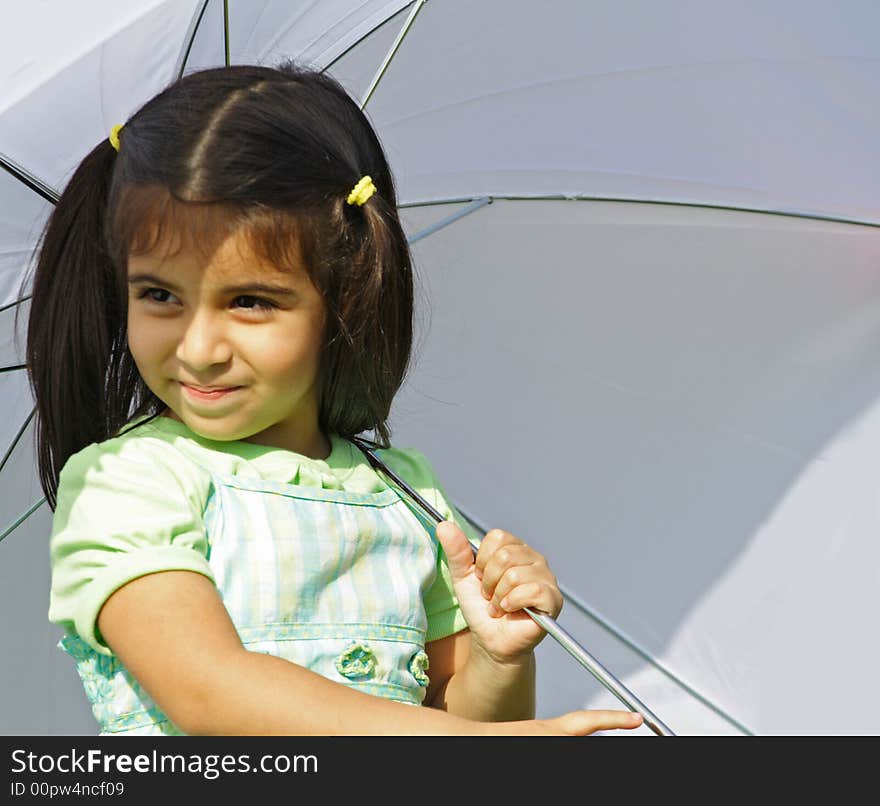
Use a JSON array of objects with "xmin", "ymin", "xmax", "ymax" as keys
[{"xmin": 351, "ymin": 438, "xmax": 676, "ymax": 737}]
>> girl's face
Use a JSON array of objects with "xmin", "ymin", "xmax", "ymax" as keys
[{"xmin": 126, "ymin": 227, "xmax": 329, "ymax": 458}]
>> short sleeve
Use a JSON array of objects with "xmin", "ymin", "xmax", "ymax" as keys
[
  {"xmin": 48, "ymin": 437, "xmax": 215, "ymax": 657},
  {"xmin": 377, "ymin": 447, "xmax": 483, "ymax": 643}
]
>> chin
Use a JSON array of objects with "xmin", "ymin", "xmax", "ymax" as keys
[{"xmin": 178, "ymin": 415, "xmax": 253, "ymax": 442}]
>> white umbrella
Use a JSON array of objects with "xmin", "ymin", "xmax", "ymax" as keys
[{"xmin": 2, "ymin": 0, "xmax": 879, "ymax": 735}]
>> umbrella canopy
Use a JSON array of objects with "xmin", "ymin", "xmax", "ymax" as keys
[{"xmin": 2, "ymin": 0, "xmax": 879, "ymax": 735}]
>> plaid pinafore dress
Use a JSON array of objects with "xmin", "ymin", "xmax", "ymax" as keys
[{"xmin": 57, "ymin": 447, "xmax": 443, "ymax": 735}]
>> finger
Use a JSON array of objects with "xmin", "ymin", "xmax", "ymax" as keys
[
  {"xmin": 551, "ymin": 710, "xmax": 643, "ymax": 736},
  {"xmin": 435, "ymin": 521, "xmax": 477, "ymax": 583},
  {"xmin": 474, "ymin": 529, "xmax": 523, "ymax": 578},
  {"xmin": 494, "ymin": 579, "xmax": 563, "ymax": 619},
  {"xmin": 478, "ymin": 543, "xmax": 538, "ymax": 597}
]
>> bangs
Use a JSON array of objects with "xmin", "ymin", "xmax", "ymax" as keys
[{"xmin": 108, "ymin": 183, "xmax": 316, "ymax": 279}]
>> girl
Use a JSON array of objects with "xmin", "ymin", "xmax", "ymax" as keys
[{"xmin": 29, "ymin": 62, "xmax": 642, "ymax": 736}]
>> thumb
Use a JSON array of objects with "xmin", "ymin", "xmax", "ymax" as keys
[{"xmin": 435, "ymin": 520, "xmax": 477, "ymax": 583}]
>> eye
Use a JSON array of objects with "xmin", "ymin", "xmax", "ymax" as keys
[
  {"xmin": 232, "ymin": 295, "xmax": 277, "ymax": 311},
  {"xmin": 138, "ymin": 287, "xmax": 178, "ymax": 304}
]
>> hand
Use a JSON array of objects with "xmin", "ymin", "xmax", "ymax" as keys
[
  {"xmin": 435, "ymin": 520, "xmax": 564, "ymax": 664},
  {"xmin": 486, "ymin": 709, "xmax": 644, "ymax": 736}
]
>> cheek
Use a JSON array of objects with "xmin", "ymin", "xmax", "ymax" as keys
[
  {"xmin": 126, "ymin": 313, "xmax": 168, "ymax": 372},
  {"xmin": 125, "ymin": 313, "xmax": 146, "ymax": 362},
  {"xmin": 256, "ymin": 320, "xmax": 325, "ymax": 385},
  {"xmin": 262, "ymin": 343, "xmax": 322, "ymax": 385}
]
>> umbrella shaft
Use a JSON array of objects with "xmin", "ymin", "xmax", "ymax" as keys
[
  {"xmin": 522, "ymin": 606, "xmax": 674, "ymax": 736},
  {"xmin": 352, "ymin": 439, "xmax": 675, "ymax": 736}
]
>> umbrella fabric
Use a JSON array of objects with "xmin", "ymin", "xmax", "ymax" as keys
[{"xmin": 2, "ymin": 0, "xmax": 880, "ymax": 735}]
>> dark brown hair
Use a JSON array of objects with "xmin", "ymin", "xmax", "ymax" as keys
[{"xmin": 26, "ymin": 62, "xmax": 413, "ymax": 508}]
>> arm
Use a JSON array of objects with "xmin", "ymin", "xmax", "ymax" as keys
[
  {"xmin": 97, "ymin": 569, "xmax": 640, "ymax": 735},
  {"xmin": 425, "ymin": 629, "xmax": 535, "ymax": 721},
  {"xmin": 97, "ymin": 570, "xmax": 478, "ymax": 735}
]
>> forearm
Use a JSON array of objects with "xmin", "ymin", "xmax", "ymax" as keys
[
  {"xmin": 185, "ymin": 649, "xmax": 491, "ymax": 736},
  {"xmin": 430, "ymin": 640, "xmax": 536, "ymax": 722}
]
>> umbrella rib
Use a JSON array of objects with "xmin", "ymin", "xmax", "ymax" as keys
[
  {"xmin": 175, "ymin": 0, "xmax": 212, "ymax": 80},
  {"xmin": 320, "ymin": 8, "xmax": 405, "ymax": 74},
  {"xmin": 0, "ymin": 365, "xmax": 26, "ymax": 374},
  {"xmin": 359, "ymin": 0, "xmax": 427, "ymax": 111},
  {"xmin": 0, "ymin": 497, "xmax": 47, "ymax": 544},
  {"xmin": 0, "ymin": 155, "xmax": 51, "ymax": 314},
  {"xmin": 456, "ymin": 504, "xmax": 756, "ymax": 736},
  {"xmin": 407, "ymin": 197, "xmax": 492, "ymax": 244},
  {"xmin": 0, "ymin": 406, "xmax": 35, "ymax": 476},
  {"xmin": 398, "ymin": 193, "xmax": 880, "ymax": 230},
  {"xmin": 223, "ymin": 0, "xmax": 230, "ymax": 66},
  {"xmin": 0, "ymin": 153, "xmax": 59, "ymax": 205},
  {"xmin": 0, "ymin": 294, "xmax": 31, "ymax": 314}
]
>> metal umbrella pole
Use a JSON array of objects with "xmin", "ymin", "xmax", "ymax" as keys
[{"xmin": 352, "ymin": 438, "xmax": 676, "ymax": 736}]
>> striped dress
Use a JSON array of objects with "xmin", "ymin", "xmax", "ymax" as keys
[{"xmin": 49, "ymin": 418, "xmax": 468, "ymax": 735}]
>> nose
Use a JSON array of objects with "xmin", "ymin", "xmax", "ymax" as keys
[{"xmin": 176, "ymin": 308, "xmax": 233, "ymax": 371}]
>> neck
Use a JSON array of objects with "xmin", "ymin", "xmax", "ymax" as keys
[
  {"xmin": 159, "ymin": 408, "xmax": 332, "ymax": 460},
  {"xmin": 241, "ymin": 417, "xmax": 332, "ymax": 460}
]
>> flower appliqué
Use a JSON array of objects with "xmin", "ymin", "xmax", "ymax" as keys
[
  {"xmin": 408, "ymin": 650, "xmax": 430, "ymax": 687},
  {"xmin": 335, "ymin": 642, "xmax": 377, "ymax": 679}
]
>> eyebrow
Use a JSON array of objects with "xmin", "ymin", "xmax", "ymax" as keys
[{"xmin": 127, "ymin": 273, "xmax": 298, "ymax": 296}]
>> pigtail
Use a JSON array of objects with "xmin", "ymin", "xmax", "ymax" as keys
[
  {"xmin": 26, "ymin": 138, "xmax": 123, "ymax": 509},
  {"xmin": 319, "ymin": 190, "xmax": 413, "ymax": 447}
]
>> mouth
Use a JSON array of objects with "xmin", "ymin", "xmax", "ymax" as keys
[{"xmin": 178, "ymin": 382, "xmax": 243, "ymax": 401}]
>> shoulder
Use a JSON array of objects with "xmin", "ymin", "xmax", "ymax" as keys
[
  {"xmin": 373, "ymin": 444, "xmax": 440, "ymax": 488},
  {"xmin": 373, "ymin": 441, "xmax": 482, "ymax": 545},
  {"xmin": 55, "ymin": 421, "xmax": 211, "ymax": 527},
  {"xmin": 59, "ymin": 422, "xmax": 202, "ymax": 489},
  {"xmin": 370, "ymin": 443, "xmax": 463, "ymax": 522}
]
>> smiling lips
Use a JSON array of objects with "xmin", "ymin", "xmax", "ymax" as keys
[{"xmin": 179, "ymin": 382, "xmax": 242, "ymax": 401}]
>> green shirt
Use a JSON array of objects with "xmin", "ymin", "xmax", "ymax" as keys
[{"xmin": 48, "ymin": 416, "xmax": 473, "ymax": 656}]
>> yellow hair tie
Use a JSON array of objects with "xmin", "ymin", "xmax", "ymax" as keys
[
  {"xmin": 347, "ymin": 175, "xmax": 376, "ymax": 207},
  {"xmin": 109, "ymin": 123, "xmax": 124, "ymax": 152}
]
